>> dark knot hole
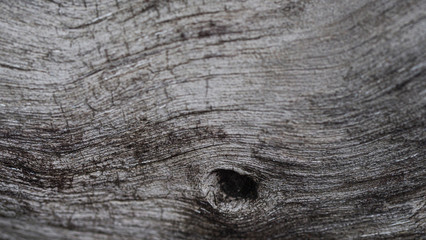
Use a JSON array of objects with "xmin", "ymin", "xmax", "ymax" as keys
[{"xmin": 214, "ymin": 169, "xmax": 258, "ymax": 200}]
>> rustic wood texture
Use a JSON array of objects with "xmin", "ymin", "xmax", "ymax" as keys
[{"xmin": 0, "ymin": 0, "xmax": 425, "ymax": 239}]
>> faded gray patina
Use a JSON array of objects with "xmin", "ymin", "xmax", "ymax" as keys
[{"xmin": 0, "ymin": 0, "xmax": 425, "ymax": 239}]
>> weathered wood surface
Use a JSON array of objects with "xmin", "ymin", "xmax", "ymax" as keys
[{"xmin": 0, "ymin": 0, "xmax": 425, "ymax": 239}]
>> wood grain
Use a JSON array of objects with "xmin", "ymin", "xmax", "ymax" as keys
[{"xmin": 0, "ymin": 0, "xmax": 425, "ymax": 239}]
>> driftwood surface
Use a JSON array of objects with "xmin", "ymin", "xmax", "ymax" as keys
[{"xmin": 0, "ymin": 0, "xmax": 425, "ymax": 239}]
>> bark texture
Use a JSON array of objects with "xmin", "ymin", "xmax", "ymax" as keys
[{"xmin": 0, "ymin": 0, "xmax": 425, "ymax": 239}]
